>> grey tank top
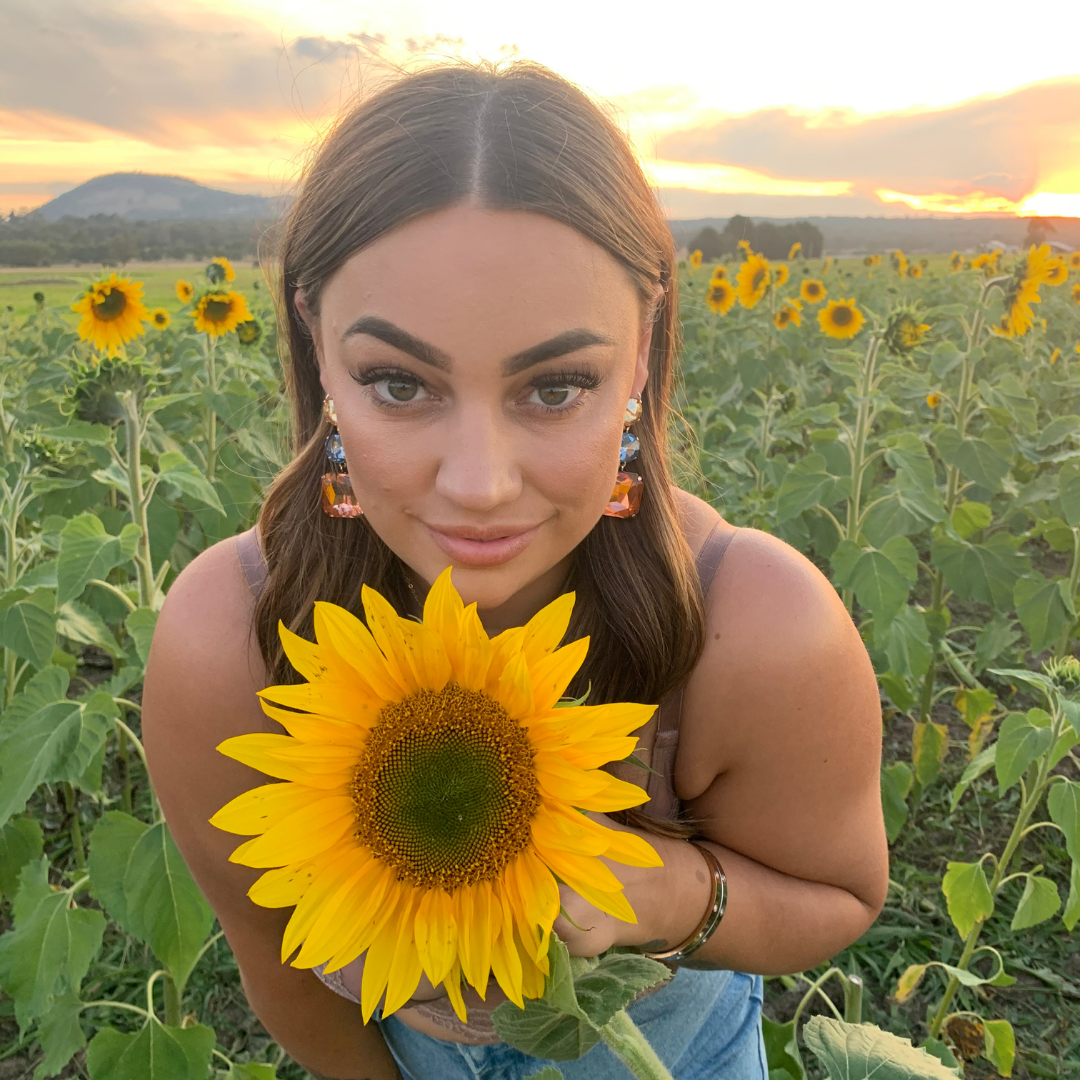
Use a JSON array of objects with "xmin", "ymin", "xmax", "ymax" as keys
[{"xmin": 235, "ymin": 520, "xmax": 737, "ymax": 1041}]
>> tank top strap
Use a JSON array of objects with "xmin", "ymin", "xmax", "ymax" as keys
[
  {"xmin": 236, "ymin": 525, "xmax": 268, "ymax": 598},
  {"xmin": 645, "ymin": 522, "xmax": 738, "ymax": 819}
]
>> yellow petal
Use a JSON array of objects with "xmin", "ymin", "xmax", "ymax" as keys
[
  {"xmin": 293, "ymin": 853, "xmax": 380, "ymax": 968},
  {"xmin": 247, "ymin": 859, "xmax": 319, "ymax": 908},
  {"xmin": 542, "ymin": 803, "xmax": 663, "ymax": 868},
  {"xmin": 494, "ymin": 648, "xmax": 535, "ymax": 720},
  {"xmin": 414, "ymin": 888, "xmax": 458, "ymax": 987},
  {"xmin": 262, "ymin": 741, "xmax": 359, "ymax": 778},
  {"xmin": 228, "ymin": 796, "xmax": 356, "ymax": 868},
  {"xmin": 596, "ymin": 826, "xmax": 664, "ymax": 869},
  {"xmin": 362, "ymin": 585, "xmax": 423, "ymax": 695},
  {"xmin": 570, "ymin": 772, "xmax": 651, "ymax": 813},
  {"xmin": 442, "ymin": 959, "xmax": 468, "ymax": 1022},
  {"xmin": 520, "ymin": 947, "xmax": 547, "ymax": 1000},
  {"xmin": 360, "ymin": 883, "xmax": 405, "ymax": 1022},
  {"xmin": 514, "ymin": 849, "xmax": 560, "ymax": 945},
  {"xmin": 530, "ymin": 702, "xmax": 657, "ymax": 740},
  {"xmin": 313, "ymin": 600, "xmax": 404, "ymax": 700},
  {"xmin": 422, "ymin": 566, "xmax": 463, "ymax": 655},
  {"xmin": 537, "ymin": 846, "xmax": 638, "ymax": 923},
  {"xmin": 527, "ymin": 637, "xmax": 589, "ymax": 713},
  {"xmin": 455, "ymin": 603, "xmax": 493, "ymax": 692},
  {"xmin": 460, "ymin": 880, "xmax": 494, "ymax": 999},
  {"xmin": 209, "ymin": 781, "xmax": 314, "ymax": 836},
  {"xmin": 384, "ymin": 895, "xmax": 425, "ymax": 1017},
  {"xmin": 399, "ymin": 619, "xmax": 453, "ymax": 692},
  {"xmin": 321, "ymin": 861, "xmax": 398, "ymax": 973},
  {"xmin": 520, "ymin": 591, "xmax": 575, "ymax": 664},
  {"xmin": 532, "ymin": 806, "xmax": 608, "ymax": 857},
  {"xmin": 258, "ymin": 680, "xmax": 382, "ymax": 726},
  {"xmin": 279, "ymin": 623, "xmax": 335, "ymax": 682},
  {"xmin": 557, "ymin": 735, "xmax": 640, "ymax": 771},
  {"xmin": 485, "ymin": 626, "xmax": 525, "ymax": 696},
  {"xmin": 489, "ymin": 916, "xmax": 524, "ymax": 1008},
  {"xmin": 216, "ymin": 733, "xmax": 348, "ymax": 788},
  {"xmin": 259, "ymin": 701, "xmax": 371, "ymax": 745},
  {"xmin": 533, "ymin": 751, "xmax": 613, "ymax": 801},
  {"xmin": 281, "ymin": 848, "xmax": 370, "ymax": 960}
]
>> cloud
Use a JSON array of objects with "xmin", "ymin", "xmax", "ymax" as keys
[
  {"xmin": 0, "ymin": 0, "xmax": 372, "ymax": 147},
  {"xmin": 655, "ymin": 79, "xmax": 1080, "ymax": 205}
]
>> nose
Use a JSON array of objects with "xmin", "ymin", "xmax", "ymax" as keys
[{"xmin": 434, "ymin": 407, "xmax": 523, "ymax": 513}]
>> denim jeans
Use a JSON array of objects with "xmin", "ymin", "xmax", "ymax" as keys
[{"xmin": 377, "ymin": 967, "xmax": 767, "ymax": 1080}]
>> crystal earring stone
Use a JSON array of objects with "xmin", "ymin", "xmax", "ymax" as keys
[
  {"xmin": 323, "ymin": 396, "xmax": 338, "ymax": 426},
  {"xmin": 325, "ymin": 431, "xmax": 346, "ymax": 466},
  {"xmin": 624, "ymin": 398, "xmax": 643, "ymax": 425},
  {"xmin": 620, "ymin": 431, "xmax": 640, "ymax": 466},
  {"xmin": 603, "ymin": 471, "xmax": 643, "ymax": 518},
  {"xmin": 321, "ymin": 472, "xmax": 364, "ymax": 518}
]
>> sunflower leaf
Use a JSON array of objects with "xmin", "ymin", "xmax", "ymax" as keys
[
  {"xmin": 573, "ymin": 953, "xmax": 671, "ymax": 1028},
  {"xmin": 802, "ymin": 1017, "xmax": 962, "ymax": 1079},
  {"xmin": 86, "ymin": 1017, "xmax": 215, "ymax": 1080}
]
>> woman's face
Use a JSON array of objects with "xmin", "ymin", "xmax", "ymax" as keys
[{"xmin": 305, "ymin": 205, "xmax": 652, "ymax": 622}]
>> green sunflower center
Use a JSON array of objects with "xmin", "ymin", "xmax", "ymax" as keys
[
  {"xmin": 831, "ymin": 305, "xmax": 853, "ymax": 327},
  {"xmin": 203, "ymin": 297, "xmax": 233, "ymax": 323},
  {"xmin": 751, "ymin": 268, "xmax": 766, "ymax": 291},
  {"xmin": 352, "ymin": 682, "xmax": 540, "ymax": 891},
  {"xmin": 93, "ymin": 288, "xmax": 127, "ymax": 321}
]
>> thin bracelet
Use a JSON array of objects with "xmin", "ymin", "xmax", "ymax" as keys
[{"xmin": 642, "ymin": 841, "xmax": 727, "ymax": 963}]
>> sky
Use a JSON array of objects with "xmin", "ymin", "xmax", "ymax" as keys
[{"xmin": 3, "ymin": 0, "xmax": 1080, "ymax": 219}]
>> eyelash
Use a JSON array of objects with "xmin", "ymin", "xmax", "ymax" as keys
[{"xmin": 351, "ymin": 365, "xmax": 602, "ymax": 414}]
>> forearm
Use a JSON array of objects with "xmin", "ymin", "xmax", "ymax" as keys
[{"xmin": 636, "ymin": 837, "xmax": 881, "ymax": 976}]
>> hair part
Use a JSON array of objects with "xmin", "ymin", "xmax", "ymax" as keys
[{"xmin": 256, "ymin": 59, "xmax": 704, "ymax": 837}]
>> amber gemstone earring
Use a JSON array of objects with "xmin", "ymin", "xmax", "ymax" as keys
[
  {"xmin": 320, "ymin": 396, "xmax": 364, "ymax": 518},
  {"xmin": 603, "ymin": 397, "xmax": 643, "ymax": 518}
]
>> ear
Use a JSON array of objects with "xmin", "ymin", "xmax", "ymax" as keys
[
  {"xmin": 294, "ymin": 288, "xmax": 326, "ymax": 377},
  {"xmin": 632, "ymin": 283, "xmax": 663, "ymax": 398}
]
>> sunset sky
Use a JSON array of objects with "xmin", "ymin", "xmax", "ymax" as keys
[{"xmin": 4, "ymin": 0, "xmax": 1080, "ymax": 219}]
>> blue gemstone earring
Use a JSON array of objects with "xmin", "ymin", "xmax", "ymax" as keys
[
  {"xmin": 320, "ymin": 396, "xmax": 364, "ymax": 518},
  {"xmin": 603, "ymin": 397, "xmax": 643, "ymax": 518}
]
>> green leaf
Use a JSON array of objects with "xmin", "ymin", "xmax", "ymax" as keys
[
  {"xmin": 1063, "ymin": 861, "xmax": 1080, "ymax": 931},
  {"xmin": 0, "ymin": 700, "xmax": 81, "ymax": 829},
  {"xmin": 572, "ymin": 952, "xmax": 671, "ymax": 1028},
  {"xmin": 951, "ymin": 501, "xmax": 991, "ymax": 539},
  {"xmin": 912, "ymin": 721, "xmax": 948, "ymax": 788},
  {"xmin": 983, "ymin": 1018, "xmax": 1015, "ymax": 1078},
  {"xmin": 881, "ymin": 762, "xmax": 913, "ymax": 843},
  {"xmin": 988, "ymin": 667, "xmax": 1056, "ymax": 698},
  {"xmin": 225, "ymin": 1064, "xmax": 278, "ymax": 1080},
  {"xmin": 931, "ymin": 532, "xmax": 1027, "ymax": 609},
  {"xmin": 1059, "ymin": 461, "xmax": 1080, "ymax": 527},
  {"xmin": 1013, "ymin": 575, "xmax": 1075, "ymax": 656},
  {"xmin": 0, "ymin": 857, "xmax": 106, "ymax": 1028},
  {"xmin": 762, "ymin": 1016, "xmax": 806, "ymax": 1080},
  {"xmin": 56, "ymin": 599, "xmax": 121, "ymax": 658},
  {"xmin": 953, "ymin": 429, "xmax": 1013, "ymax": 492},
  {"xmin": 32, "ymin": 990, "xmax": 86, "ymax": 1080},
  {"xmin": 88, "ymin": 811, "xmax": 150, "ymax": 929},
  {"xmin": 57, "ymin": 513, "xmax": 134, "ymax": 606},
  {"xmin": 0, "ymin": 589, "xmax": 58, "ymax": 670},
  {"xmin": 125, "ymin": 607, "xmax": 158, "ymax": 667},
  {"xmin": 850, "ymin": 549, "xmax": 911, "ymax": 626},
  {"xmin": 492, "ymin": 999, "xmax": 601, "ymax": 1062},
  {"xmin": 881, "ymin": 536, "xmax": 919, "ymax": 583},
  {"xmin": 776, "ymin": 454, "xmax": 835, "ymax": 523},
  {"xmin": 950, "ymin": 744, "xmax": 996, "ymax": 810},
  {"xmin": 941, "ymin": 860, "xmax": 994, "ymax": 937},
  {"xmin": 1048, "ymin": 781, "xmax": 1080, "ymax": 863},
  {"xmin": 123, "ymin": 822, "xmax": 214, "ymax": 992},
  {"xmin": 995, "ymin": 709, "xmax": 1054, "ymax": 795},
  {"xmin": 1038, "ymin": 415, "xmax": 1080, "ymax": 450},
  {"xmin": 893, "ymin": 964, "xmax": 927, "ymax": 1003},
  {"xmin": 0, "ymin": 817, "xmax": 43, "ymax": 901},
  {"xmin": 918, "ymin": 1038, "xmax": 960, "ymax": 1073},
  {"xmin": 1010, "ymin": 875, "xmax": 1060, "ymax": 930},
  {"xmin": 875, "ymin": 606, "xmax": 932, "ymax": 680},
  {"xmin": 830, "ymin": 540, "xmax": 863, "ymax": 589},
  {"xmin": 156, "ymin": 450, "xmax": 225, "ymax": 514},
  {"xmin": 39, "ymin": 421, "xmax": 115, "ymax": 445},
  {"xmin": 87, "ymin": 1018, "xmax": 215, "ymax": 1080},
  {"xmin": 802, "ymin": 1017, "xmax": 961, "ymax": 1079}
]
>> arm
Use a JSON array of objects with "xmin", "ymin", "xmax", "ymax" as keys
[
  {"xmin": 556, "ymin": 526, "xmax": 889, "ymax": 973},
  {"xmin": 141, "ymin": 539, "xmax": 402, "ymax": 1080}
]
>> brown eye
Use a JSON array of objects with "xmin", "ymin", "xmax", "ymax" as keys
[
  {"xmin": 529, "ymin": 385, "xmax": 582, "ymax": 409},
  {"xmin": 374, "ymin": 377, "xmax": 427, "ymax": 403}
]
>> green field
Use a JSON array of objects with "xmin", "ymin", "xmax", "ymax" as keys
[{"xmin": 2, "ymin": 247, "xmax": 1080, "ymax": 1079}]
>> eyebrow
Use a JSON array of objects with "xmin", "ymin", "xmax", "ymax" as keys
[{"xmin": 341, "ymin": 316, "xmax": 612, "ymax": 376}]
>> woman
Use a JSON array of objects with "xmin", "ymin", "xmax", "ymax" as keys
[{"xmin": 143, "ymin": 62, "xmax": 887, "ymax": 1080}]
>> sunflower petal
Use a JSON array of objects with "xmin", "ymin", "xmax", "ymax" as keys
[
  {"xmin": 322, "ymin": 862, "xmax": 397, "ymax": 973},
  {"xmin": 399, "ymin": 620, "xmax": 452, "ymax": 693},
  {"xmin": 209, "ymin": 781, "xmax": 314, "ymax": 836},
  {"xmin": 533, "ymin": 751, "xmax": 613, "ymax": 800},
  {"xmin": 259, "ymin": 701, "xmax": 371, "ymax": 745},
  {"xmin": 217, "ymin": 733, "xmax": 349, "ymax": 788},
  {"xmin": 520, "ymin": 592, "xmax": 575, "ymax": 664},
  {"xmin": 384, "ymin": 895, "xmax": 425, "ymax": 1017},
  {"xmin": 557, "ymin": 735, "xmax": 640, "ymax": 771},
  {"xmin": 442, "ymin": 959, "xmax": 468, "ymax": 1022},
  {"xmin": 542, "ymin": 804, "xmax": 664, "ymax": 868},
  {"xmin": 228, "ymin": 796, "xmax": 356, "ymax": 868},
  {"xmin": 414, "ymin": 888, "xmax": 458, "ymax": 986},
  {"xmin": 495, "ymin": 649, "xmax": 535, "ymax": 719},
  {"xmin": 530, "ymin": 702, "xmax": 657, "ymax": 740},
  {"xmin": 258, "ymin": 680, "xmax": 382, "ymax": 726},
  {"xmin": 281, "ymin": 849, "xmax": 368, "ymax": 961},
  {"xmin": 362, "ymin": 585, "xmax": 424, "ymax": 694},
  {"xmin": 313, "ymin": 601, "xmax": 404, "ymax": 700},
  {"xmin": 486, "ymin": 626, "xmax": 525, "ymax": 696},
  {"xmin": 360, "ymin": 884, "xmax": 405, "ymax": 1022},
  {"xmin": 570, "ymin": 772, "xmax": 652, "ymax": 813},
  {"xmin": 293, "ymin": 854, "xmax": 379, "ymax": 968},
  {"xmin": 247, "ymin": 860, "xmax": 319, "ymax": 908},
  {"xmin": 423, "ymin": 567, "xmax": 463, "ymax": 657},
  {"xmin": 456, "ymin": 603, "xmax": 493, "ymax": 692},
  {"xmin": 527, "ymin": 637, "xmax": 589, "ymax": 713},
  {"xmin": 489, "ymin": 914, "xmax": 524, "ymax": 1008},
  {"xmin": 537, "ymin": 846, "xmax": 638, "ymax": 923}
]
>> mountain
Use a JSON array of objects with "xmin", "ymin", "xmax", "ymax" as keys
[{"xmin": 36, "ymin": 173, "xmax": 281, "ymax": 222}]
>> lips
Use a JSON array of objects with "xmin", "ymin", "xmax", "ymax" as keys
[{"xmin": 424, "ymin": 523, "xmax": 540, "ymax": 568}]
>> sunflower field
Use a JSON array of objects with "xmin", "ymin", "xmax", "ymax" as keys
[{"xmin": 1, "ymin": 243, "xmax": 1080, "ymax": 1080}]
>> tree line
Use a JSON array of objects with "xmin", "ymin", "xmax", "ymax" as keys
[
  {"xmin": 0, "ymin": 214, "xmax": 276, "ymax": 267},
  {"xmin": 687, "ymin": 216, "xmax": 825, "ymax": 260}
]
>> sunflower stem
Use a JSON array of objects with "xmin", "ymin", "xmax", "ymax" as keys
[{"xmin": 599, "ymin": 1008, "xmax": 674, "ymax": 1080}]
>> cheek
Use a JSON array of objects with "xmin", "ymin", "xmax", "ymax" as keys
[
  {"xmin": 527, "ymin": 416, "xmax": 621, "ymax": 516},
  {"xmin": 333, "ymin": 417, "xmax": 433, "ymax": 506}
]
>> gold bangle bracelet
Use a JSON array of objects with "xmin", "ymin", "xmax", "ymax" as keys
[{"xmin": 641, "ymin": 840, "xmax": 727, "ymax": 963}]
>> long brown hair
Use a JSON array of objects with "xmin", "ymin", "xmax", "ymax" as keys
[{"xmin": 256, "ymin": 62, "xmax": 705, "ymax": 828}]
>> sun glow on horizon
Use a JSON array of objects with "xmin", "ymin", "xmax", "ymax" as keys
[{"xmin": 874, "ymin": 186, "xmax": 1080, "ymax": 218}]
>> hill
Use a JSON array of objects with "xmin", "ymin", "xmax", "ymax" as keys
[{"xmin": 36, "ymin": 173, "xmax": 280, "ymax": 222}]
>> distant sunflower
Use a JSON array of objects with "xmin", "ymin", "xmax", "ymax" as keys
[
  {"xmin": 1044, "ymin": 258, "xmax": 1068, "ymax": 286},
  {"xmin": 926, "ymin": 392, "xmax": 942, "ymax": 408},
  {"xmin": 800, "ymin": 279, "xmax": 827, "ymax": 304},
  {"xmin": 1050, "ymin": 348, "xmax": 1061, "ymax": 365},
  {"xmin": 193, "ymin": 290, "xmax": 253, "ymax": 337},
  {"xmin": 884, "ymin": 309, "xmax": 930, "ymax": 355},
  {"xmin": 818, "ymin": 297, "xmax": 865, "ymax": 339},
  {"xmin": 774, "ymin": 299, "xmax": 802, "ymax": 329},
  {"xmin": 949, "ymin": 251, "xmax": 963, "ymax": 272},
  {"xmin": 150, "ymin": 308, "xmax": 171, "ymax": 330},
  {"xmin": 865, "ymin": 254, "xmax": 882, "ymax": 267},
  {"xmin": 176, "ymin": 280, "xmax": 195, "ymax": 303},
  {"xmin": 1072, "ymin": 283, "xmax": 1080, "ymax": 305},
  {"xmin": 709, "ymin": 265, "xmax": 728, "ymax": 282},
  {"xmin": 1069, "ymin": 252, "xmax": 1080, "ymax": 271},
  {"xmin": 706, "ymin": 279, "xmax": 736, "ymax": 315},
  {"xmin": 891, "ymin": 250, "xmax": 908, "ymax": 276},
  {"xmin": 688, "ymin": 249, "xmax": 703, "ymax": 270},
  {"xmin": 788, "ymin": 241, "xmax": 802, "ymax": 259},
  {"xmin": 210, "ymin": 569, "xmax": 660, "ymax": 1022},
  {"xmin": 908, "ymin": 265, "xmax": 923, "ymax": 279},
  {"xmin": 735, "ymin": 253, "xmax": 771, "ymax": 309},
  {"xmin": 996, "ymin": 244, "xmax": 1051, "ymax": 338},
  {"xmin": 236, "ymin": 319, "xmax": 262, "ymax": 346},
  {"xmin": 737, "ymin": 239, "xmax": 752, "ymax": 253},
  {"xmin": 207, "ymin": 256, "xmax": 237, "ymax": 284},
  {"xmin": 71, "ymin": 274, "xmax": 149, "ymax": 357},
  {"xmin": 772, "ymin": 263, "xmax": 790, "ymax": 288}
]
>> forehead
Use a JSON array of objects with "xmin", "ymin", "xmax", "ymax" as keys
[{"xmin": 318, "ymin": 205, "xmax": 641, "ymax": 351}]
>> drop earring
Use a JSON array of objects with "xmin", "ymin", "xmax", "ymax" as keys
[
  {"xmin": 603, "ymin": 397, "xmax": 643, "ymax": 518},
  {"xmin": 320, "ymin": 396, "xmax": 364, "ymax": 518}
]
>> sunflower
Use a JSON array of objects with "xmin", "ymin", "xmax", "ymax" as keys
[
  {"xmin": 891, "ymin": 250, "xmax": 908, "ymax": 276},
  {"xmin": 193, "ymin": 290, "xmax": 253, "ymax": 337},
  {"xmin": 176, "ymin": 280, "xmax": 195, "ymax": 303},
  {"xmin": 207, "ymin": 256, "xmax": 237, "ymax": 284},
  {"xmin": 1050, "ymin": 348, "xmax": 1061, "ymax": 365},
  {"xmin": 772, "ymin": 263, "xmax": 790, "ymax": 288},
  {"xmin": 926, "ymin": 392, "xmax": 942, "ymax": 408},
  {"xmin": 1044, "ymin": 258, "xmax": 1068, "ymax": 286},
  {"xmin": 1069, "ymin": 252, "xmax": 1080, "ymax": 271},
  {"xmin": 884, "ymin": 309, "xmax": 930, "ymax": 355},
  {"xmin": 735, "ymin": 253, "xmax": 771, "ymax": 309},
  {"xmin": 818, "ymin": 297, "xmax": 865, "ymax": 339},
  {"xmin": 996, "ymin": 244, "xmax": 1051, "ymax": 338},
  {"xmin": 774, "ymin": 299, "xmax": 802, "ymax": 329},
  {"xmin": 709, "ymin": 265, "xmax": 727, "ymax": 282},
  {"xmin": 150, "ymin": 308, "xmax": 171, "ymax": 330},
  {"xmin": 971, "ymin": 253, "xmax": 993, "ymax": 271},
  {"xmin": 949, "ymin": 251, "xmax": 963, "ymax": 272},
  {"xmin": 210, "ymin": 570, "xmax": 661, "ymax": 1022},
  {"xmin": 706, "ymin": 279, "xmax": 736, "ymax": 315},
  {"xmin": 788, "ymin": 241, "xmax": 802, "ymax": 259},
  {"xmin": 236, "ymin": 319, "xmax": 262, "ymax": 346},
  {"xmin": 737, "ymin": 239, "xmax": 752, "ymax": 253},
  {"xmin": 908, "ymin": 265, "xmax": 923, "ymax": 279},
  {"xmin": 800, "ymin": 278, "xmax": 826, "ymax": 304},
  {"xmin": 70, "ymin": 274, "xmax": 149, "ymax": 357},
  {"xmin": 1072, "ymin": 283, "xmax": 1080, "ymax": 305},
  {"xmin": 688, "ymin": 249, "xmax": 703, "ymax": 270}
]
